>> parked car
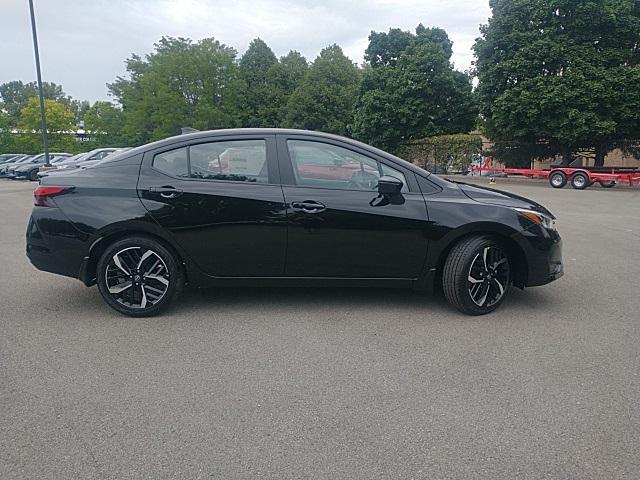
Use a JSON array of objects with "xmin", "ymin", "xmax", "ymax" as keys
[
  {"xmin": 39, "ymin": 149, "xmax": 132, "ymax": 178},
  {"xmin": 0, "ymin": 155, "xmax": 34, "ymax": 177},
  {"xmin": 0, "ymin": 154, "xmax": 22, "ymax": 164},
  {"xmin": 11, "ymin": 153, "xmax": 72, "ymax": 180},
  {"xmin": 27, "ymin": 129, "xmax": 563, "ymax": 317},
  {"xmin": 54, "ymin": 148, "xmax": 125, "ymax": 170},
  {"xmin": 77, "ymin": 148, "xmax": 132, "ymax": 170},
  {"xmin": 0, "ymin": 154, "xmax": 29, "ymax": 166}
]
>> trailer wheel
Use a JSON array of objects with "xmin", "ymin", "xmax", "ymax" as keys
[
  {"xmin": 571, "ymin": 172, "xmax": 590, "ymax": 190},
  {"xmin": 600, "ymin": 180, "xmax": 616, "ymax": 188},
  {"xmin": 549, "ymin": 171, "xmax": 567, "ymax": 188}
]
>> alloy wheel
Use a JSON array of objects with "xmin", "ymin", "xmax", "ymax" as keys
[
  {"xmin": 105, "ymin": 246, "xmax": 170, "ymax": 309},
  {"xmin": 467, "ymin": 246, "xmax": 510, "ymax": 307}
]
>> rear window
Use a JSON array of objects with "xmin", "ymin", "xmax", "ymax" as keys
[
  {"xmin": 152, "ymin": 140, "xmax": 269, "ymax": 183},
  {"xmin": 152, "ymin": 147, "xmax": 189, "ymax": 178}
]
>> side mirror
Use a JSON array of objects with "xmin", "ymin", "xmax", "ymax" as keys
[{"xmin": 377, "ymin": 175, "xmax": 403, "ymax": 195}]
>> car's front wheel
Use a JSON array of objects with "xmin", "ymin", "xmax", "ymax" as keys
[
  {"xmin": 442, "ymin": 236, "xmax": 511, "ymax": 315},
  {"xmin": 96, "ymin": 236, "xmax": 184, "ymax": 317}
]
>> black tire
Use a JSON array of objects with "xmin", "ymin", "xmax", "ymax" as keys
[
  {"xmin": 571, "ymin": 172, "xmax": 589, "ymax": 190},
  {"xmin": 96, "ymin": 236, "xmax": 184, "ymax": 317},
  {"xmin": 442, "ymin": 236, "xmax": 511, "ymax": 315},
  {"xmin": 600, "ymin": 180, "xmax": 616, "ymax": 188},
  {"xmin": 548, "ymin": 171, "xmax": 567, "ymax": 188},
  {"xmin": 29, "ymin": 169, "xmax": 39, "ymax": 181}
]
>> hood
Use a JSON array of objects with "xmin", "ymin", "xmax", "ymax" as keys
[
  {"xmin": 455, "ymin": 182, "xmax": 554, "ymax": 218},
  {"xmin": 16, "ymin": 164, "xmax": 37, "ymax": 172}
]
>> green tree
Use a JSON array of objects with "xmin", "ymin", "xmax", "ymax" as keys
[
  {"xmin": 285, "ymin": 45, "xmax": 361, "ymax": 135},
  {"xmin": 84, "ymin": 101, "xmax": 125, "ymax": 146},
  {"xmin": 365, "ymin": 24, "xmax": 453, "ymax": 68},
  {"xmin": 0, "ymin": 80, "xmax": 71, "ymax": 126},
  {"xmin": 239, "ymin": 38, "xmax": 278, "ymax": 126},
  {"xmin": 109, "ymin": 36, "xmax": 247, "ymax": 144},
  {"xmin": 354, "ymin": 25, "xmax": 477, "ymax": 152},
  {"xmin": 17, "ymin": 97, "xmax": 77, "ymax": 153},
  {"xmin": 474, "ymin": 0, "xmax": 640, "ymax": 166},
  {"xmin": 0, "ymin": 110, "xmax": 17, "ymax": 153},
  {"xmin": 365, "ymin": 28, "xmax": 414, "ymax": 67},
  {"xmin": 265, "ymin": 51, "xmax": 308, "ymax": 126},
  {"xmin": 71, "ymin": 99, "xmax": 91, "ymax": 124}
]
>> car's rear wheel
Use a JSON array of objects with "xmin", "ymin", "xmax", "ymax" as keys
[
  {"xmin": 442, "ymin": 236, "xmax": 511, "ymax": 315},
  {"xmin": 96, "ymin": 236, "xmax": 183, "ymax": 317},
  {"xmin": 549, "ymin": 171, "xmax": 567, "ymax": 188}
]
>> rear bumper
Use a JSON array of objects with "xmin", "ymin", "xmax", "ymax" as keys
[{"xmin": 26, "ymin": 209, "xmax": 90, "ymax": 281}]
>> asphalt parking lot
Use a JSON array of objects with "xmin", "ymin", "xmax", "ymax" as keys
[{"xmin": 1, "ymin": 178, "xmax": 639, "ymax": 479}]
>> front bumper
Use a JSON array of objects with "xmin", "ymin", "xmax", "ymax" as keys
[
  {"xmin": 12, "ymin": 171, "xmax": 30, "ymax": 180},
  {"xmin": 513, "ymin": 227, "xmax": 564, "ymax": 287}
]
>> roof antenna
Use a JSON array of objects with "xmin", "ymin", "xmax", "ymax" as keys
[{"xmin": 181, "ymin": 127, "xmax": 199, "ymax": 134}]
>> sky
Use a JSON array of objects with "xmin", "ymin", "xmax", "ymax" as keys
[{"xmin": 0, "ymin": 0, "xmax": 491, "ymax": 103}]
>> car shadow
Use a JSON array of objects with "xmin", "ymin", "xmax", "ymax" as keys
[
  {"xmin": 179, "ymin": 286, "xmax": 444, "ymax": 312},
  {"xmin": 40, "ymin": 279, "xmax": 558, "ymax": 321}
]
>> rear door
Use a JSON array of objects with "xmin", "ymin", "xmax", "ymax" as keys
[
  {"xmin": 137, "ymin": 134, "xmax": 287, "ymax": 277},
  {"xmin": 277, "ymin": 134, "xmax": 429, "ymax": 278}
]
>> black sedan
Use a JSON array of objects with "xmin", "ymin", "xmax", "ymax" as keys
[{"xmin": 27, "ymin": 129, "xmax": 563, "ymax": 317}]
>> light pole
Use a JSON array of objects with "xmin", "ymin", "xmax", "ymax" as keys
[{"xmin": 28, "ymin": 0, "xmax": 50, "ymax": 167}]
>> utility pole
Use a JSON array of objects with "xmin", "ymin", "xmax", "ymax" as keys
[{"xmin": 28, "ymin": 0, "xmax": 50, "ymax": 166}]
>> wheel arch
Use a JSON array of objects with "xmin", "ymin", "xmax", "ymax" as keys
[
  {"xmin": 431, "ymin": 225, "xmax": 528, "ymax": 289},
  {"xmin": 81, "ymin": 228, "xmax": 190, "ymax": 287}
]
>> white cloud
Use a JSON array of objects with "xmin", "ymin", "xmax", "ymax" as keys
[{"xmin": 0, "ymin": 0, "xmax": 490, "ymax": 101}]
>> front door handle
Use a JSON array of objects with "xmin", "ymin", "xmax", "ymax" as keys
[
  {"xmin": 148, "ymin": 186, "xmax": 183, "ymax": 199},
  {"xmin": 291, "ymin": 200, "xmax": 326, "ymax": 213}
]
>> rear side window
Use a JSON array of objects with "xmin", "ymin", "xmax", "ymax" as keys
[
  {"xmin": 153, "ymin": 140, "xmax": 268, "ymax": 183},
  {"xmin": 153, "ymin": 147, "xmax": 189, "ymax": 177},
  {"xmin": 190, "ymin": 140, "xmax": 268, "ymax": 183}
]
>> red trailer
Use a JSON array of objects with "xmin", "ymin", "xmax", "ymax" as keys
[{"xmin": 471, "ymin": 163, "xmax": 640, "ymax": 190}]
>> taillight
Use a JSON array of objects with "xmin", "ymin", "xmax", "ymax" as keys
[{"xmin": 34, "ymin": 185, "xmax": 74, "ymax": 207}]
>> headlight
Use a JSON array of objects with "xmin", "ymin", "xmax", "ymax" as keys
[{"xmin": 515, "ymin": 208, "xmax": 556, "ymax": 230}]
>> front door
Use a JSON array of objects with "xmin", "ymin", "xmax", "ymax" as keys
[
  {"xmin": 138, "ymin": 135, "xmax": 287, "ymax": 277},
  {"xmin": 278, "ymin": 136, "xmax": 429, "ymax": 278}
]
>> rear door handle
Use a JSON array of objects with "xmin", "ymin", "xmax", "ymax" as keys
[
  {"xmin": 291, "ymin": 200, "xmax": 326, "ymax": 213},
  {"xmin": 148, "ymin": 186, "xmax": 183, "ymax": 198}
]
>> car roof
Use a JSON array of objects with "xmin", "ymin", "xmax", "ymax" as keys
[{"xmin": 116, "ymin": 128, "xmax": 431, "ymax": 178}]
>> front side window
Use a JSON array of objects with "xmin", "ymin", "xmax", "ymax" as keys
[
  {"xmin": 189, "ymin": 140, "xmax": 268, "ymax": 183},
  {"xmin": 286, "ymin": 140, "xmax": 408, "ymax": 192}
]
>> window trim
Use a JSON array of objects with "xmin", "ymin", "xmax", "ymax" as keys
[{"xmin": 277, "ymin": 135, "xmax": 418, "ymax": 193}]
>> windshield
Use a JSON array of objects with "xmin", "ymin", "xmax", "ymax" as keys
[
  {"xmin": 15, "ymin": 156, "xmax": 35, "ymax": 164},
  {"xmin": 57, "ymin": 153, "xmax": 86, "ymax": 164},
  {"xmin": 89, "ymin": 147, "xmax": 134, "ymax": 167}
]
